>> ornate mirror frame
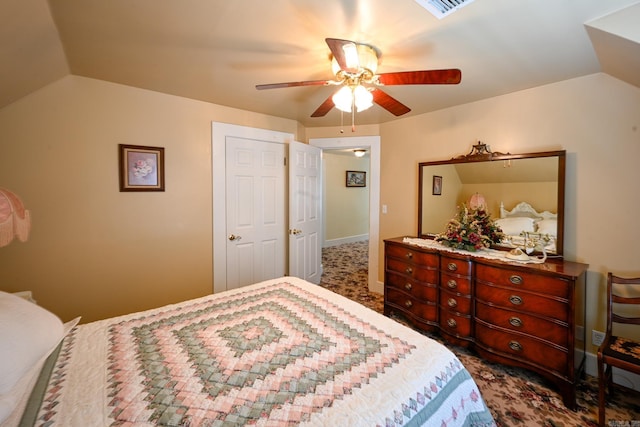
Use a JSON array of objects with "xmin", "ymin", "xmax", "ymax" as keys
[{"xmin": 418, "ymin": 142, "xmax": 566, "ymax": 256}]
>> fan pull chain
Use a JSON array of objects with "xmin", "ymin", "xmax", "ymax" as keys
[{"xmin": 351, "ymin": 89, "xmax": 356, "ymax": 132}]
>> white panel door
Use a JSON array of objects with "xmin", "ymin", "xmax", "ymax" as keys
[
  {"xmin": 225, "ymin": 137, "xmax": 286, "ymax": 290},
  {"xmin": 288, "ymin": 141, "xmax": 322, "ymax": 284}
]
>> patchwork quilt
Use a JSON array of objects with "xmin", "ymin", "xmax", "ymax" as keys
[{"xmin": 19, "ymin": 277, "xmax": 495, "ymax": 426}]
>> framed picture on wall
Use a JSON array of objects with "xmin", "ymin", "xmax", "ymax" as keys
[
  {"xmin": 119, "ymin": 144, "xmax": 165, "ymax": 192},
  {"xmin": 346, "ymin": 171, "xmax": 366, "ymax": 187},
  {"xmin": 432, "ymin": 175, "xmax": 442, "ymax": 195}
]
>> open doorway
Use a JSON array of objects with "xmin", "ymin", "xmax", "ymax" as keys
[{"xmin": 309, "ymin": 136, "xmax": 381, "ymax": 294}]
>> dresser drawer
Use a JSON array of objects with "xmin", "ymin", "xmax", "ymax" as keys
[
  {"xmin": 475, "ymin": 321, "xmax": 568, "ymax": 374},
  {"xmin": 387, "ymin": 258, "xmax": 438, "ymax": 282},
  {"xmin": 440, "ymin": 273, "xmax": 472, "ymax": 294},
  {"xmin": 440, "ymin": 311, "xmax": 472, "ymax": 337},
  {"xmin": 441, "ymin": 255, "xmax": 472, "ymax": 276},
  {"xmin": 440, "ymin": 288, "xmax": 472, "ymax": 314},
  {"xmin": 386, "ymin": 287, "xmax": 437, "ymax": 322},
  {"xmin": 386, "ymin": 243, "xmax": 438, "ymax": 266},
  {"xmin": 476, "ymin": 263, "xmax": 570, "ymax": 298},
  {"xmin": 475, "ymin": 301, "xmax": 568, "ymax": 348},
  {"xmin": 386, "ymin": 272, "xmax": 437, "ymax": 301},
  {"xmin": 476, "ymin": 282, "xmax": 569, "ymax": 321}
]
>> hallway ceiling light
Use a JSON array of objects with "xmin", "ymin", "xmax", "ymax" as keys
[{"xmin": 354, "ymin": 149, "xmax": 367, "ymax": 157}]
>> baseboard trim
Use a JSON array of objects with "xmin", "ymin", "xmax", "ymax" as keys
[{"xmin": 583, "ymin": 350, "xmax": 640, "ymax": 392}]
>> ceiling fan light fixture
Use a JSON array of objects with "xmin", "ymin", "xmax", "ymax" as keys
[{"xmin": 332, "ymin": 85, "xmax": 374, "ymax": 113}]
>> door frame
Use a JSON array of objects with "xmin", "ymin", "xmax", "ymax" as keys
[
  {"xmin": 309, "ymin": 136, "xmax": 382, "ymax": 294},
  {"xmin": 212, "ymin": 122, "xmax": 294, "ymax": 294}
]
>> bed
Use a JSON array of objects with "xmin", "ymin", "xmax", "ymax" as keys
[
  {"xmin": 1, "ymin": 277, "xmax": 495, "ymax": 427},
  {"xmin": 496, "ymin": 201, "xmax": 557, "ymax": 253}
]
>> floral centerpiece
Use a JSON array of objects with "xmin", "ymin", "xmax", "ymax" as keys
[{"xmin": 435, "ymin": 204, "xmax": 504, "ymax": 251}]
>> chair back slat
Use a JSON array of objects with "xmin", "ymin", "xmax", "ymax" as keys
[
  {"xmin": 608, "ymin": 273, "xmax": 640, "ymax": 329},
  {"xmin": 611, "ymin": 295, "xmax": 640, "ymax": 304},
  {"xmin": 611, "ymin": 313, "xmax": 640, "ymax": 325}
]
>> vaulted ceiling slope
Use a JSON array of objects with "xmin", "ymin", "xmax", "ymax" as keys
[{"xmin": 2, "ymin": 0, "xmax": 639, "ymax": 127}]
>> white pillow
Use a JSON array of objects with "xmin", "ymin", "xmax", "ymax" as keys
[
  {"xmin": 495, "ymin": 217, "xmax": 536, "ymax": 235},
  {"xmin": 0, "ymin": 292, "xmax": 79, "ymax": 424},
  {"xmin": 536, "ymin": 219, "xmax": 557, "ymax": 237}
]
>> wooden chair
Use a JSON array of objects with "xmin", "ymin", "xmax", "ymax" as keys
[{"xmin": 597, "ymin": 273, "xmax": 640, "ymax": 427}]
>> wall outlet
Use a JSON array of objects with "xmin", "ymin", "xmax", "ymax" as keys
[{"xmin": 592, "ymin": 330, "xmax": 606, "ymax": 346}]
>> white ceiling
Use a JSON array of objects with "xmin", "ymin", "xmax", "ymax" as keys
[{"xmin": 3, "ymin": 0, "xmax": 640, "ymax": 127}]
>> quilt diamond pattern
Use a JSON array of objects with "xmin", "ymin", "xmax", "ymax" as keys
[{"xmin": 106, "ymin": 282, "xmax": 416, "ymax": 426}]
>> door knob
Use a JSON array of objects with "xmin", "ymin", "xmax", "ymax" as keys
[
  {"xmin": 289, "ymin": 229, "xmax": 302, "ymax": 235},
  {"xmin": 228, "ymin": 234, "xmax": 241, "ymax": 241}
]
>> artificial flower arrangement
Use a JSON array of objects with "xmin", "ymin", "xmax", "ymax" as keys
[{"xmin": 435, "ymin": 204, "xmax": 504, "ymax": 251}]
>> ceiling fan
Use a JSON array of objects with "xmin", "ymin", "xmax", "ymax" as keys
[{"xmin": 256, "ymin": 38, "xmax": 462, "ymax": 120}]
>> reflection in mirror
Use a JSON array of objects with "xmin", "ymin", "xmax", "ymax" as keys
[{"xmin": 418, "ymin": 145, "xmax": 565, "ymax": 255}]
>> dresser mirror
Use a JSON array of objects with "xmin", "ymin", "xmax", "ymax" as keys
[{"xmin": 418, "ymin": 142, "xmax": 566, "ymax": 256}]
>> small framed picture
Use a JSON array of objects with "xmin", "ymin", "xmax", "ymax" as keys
[
  {"xmin": 119, "ymin": 144, "xmax": 165, "ymax": 192},
  {"xmin": 432, "ymin": 175, "xmax": 442, "ymax": 195},
  {"xmin": 346, "ymin": 170, "xmax": 366, "ymax": 187}
]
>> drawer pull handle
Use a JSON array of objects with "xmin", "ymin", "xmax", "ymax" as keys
[
  {"xmin": 510, "ymin": 275, "xmax": 523, "ymax": 285},
  {"xmin": 405, "ymin": 252, "xmax": 413, "ymax": 259},
  {"xmin": 405, "ymin": 300, "xmax": 413, "ymax": 308},
  {"xmin": 509, "ymin": 295, "xmax": 523, "ymax": 305},
  {"xmin": 447, "ymin": 298, "xmax": 458, "ymax": 308},
  {"xmin": 405, "ymin": 267, "xmax": 413, "ymax": 274},
  {"xmin": 447, "ymin": 263, "xmax": 457, "ymax": 272},
  {"xmin": 447, "ymin": 279, "xmax": 457, "ymax": 289},
  {"xmin": 509, "ymin": 317, "xmax": 523, "ymax": 327},
  {"xmin": 405, "ymin": 283, "xmax": 412, "ymax": 291},
  {"xmin": 447, "ymin": 318, "xmax": 457, "ymax": 328},
  {"xmin": 509, "ymin": 341, "xmax": 523, "ymax": 352}
]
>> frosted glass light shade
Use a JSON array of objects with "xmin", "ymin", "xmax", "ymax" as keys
[
  {"xmin": 332, "ymin": 86, "xmax": 353, "ymax": 112},
  {"xmin": 353, "ymin": 85, "xmax": 373, "ymax": 112}
]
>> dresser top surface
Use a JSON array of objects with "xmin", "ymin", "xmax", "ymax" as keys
[{"xmin": 385, "ymin": 237, "xmax": 589, "ymax": 279}]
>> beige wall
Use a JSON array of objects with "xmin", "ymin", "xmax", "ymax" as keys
[
  {"xmin": 322, "ymin": 152, "xmax": 370, "ymax": 242},
  {"xmin": 0, "ymin": 75, "xmax": 298, "ymax": 323},
  {"xmin": 379, "ymin": 72, "xmax": 640, "ymax": 348},
  {"xmin": 1, "ymin": 72, "xmax": 639, "ymax": 355}
]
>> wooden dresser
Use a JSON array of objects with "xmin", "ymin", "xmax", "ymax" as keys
[{"xmin": 384, "ymin": 237, "xmax": 589, "ymax": 409}]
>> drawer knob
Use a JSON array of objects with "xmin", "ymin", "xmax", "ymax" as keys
[
  {"xmin": 509, "ymin": 295, "xmax": 523, "ymax": 305},
  {"xmin": 405, "ymin": 283, "xmax": 412, "ymax": 291},
  {"xmin": 447, "ymin": 298, "xmax": 458, "ymax": 308},
  {"xmin": 405, "ymin": 267, "xmax": 413, "ymax": 274},
  {"xmin": 447, "ymin": 318, "xmax": 457, "ymax": 328},
  {"xmin": 405, "ymin": 300, "xmax": 413, "ymax": 308},
  {"xmin": 405, "ymin": 252, "xmax": 413, "ymax": 259},
  {"xmin": 509, "ymin": 316, "xmax": 523, "ymax": 327},
  {"xmin": 509, "ymin": 341, "xmax": 523, "ymax": 352},
  {"xmin": 447, "ymin": 262, "xmax": 457, "ymax": 272},
  {"xmin": 510, "ymin": 275, "xmax": 523, "ymax": 285},
  {"xmin": 447, "ymin": 279, "xmax": 457, "ymax": 289}
]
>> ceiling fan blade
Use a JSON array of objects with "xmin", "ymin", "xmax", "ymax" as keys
[
  {"xmin": 256, "ymin": 79, "xmax": 328, "ymax": 90},
  {"xmin": 376, "ymin": 69, "xmax": 462, "ymax": 85},
  {"xmin": 325, "ymin": 38, "xmax": 359, "ymax": 73},
  {"xmin": 310, "ymin": 94, "xmax": 335, "ymax": 117},
  {"xmin": 371, "ymin": 88, "xmax": 411, "ymax": 116}
]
